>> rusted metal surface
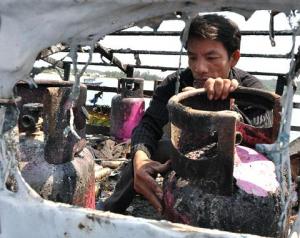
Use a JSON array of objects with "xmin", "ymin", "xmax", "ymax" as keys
[
  {"xmin": 117, "ymin": 78, "xmax": 144, "ymax": 97},
  {"xmin": 0, "ymin": 0, "xmax": 299, "ymax": 237},
  {"xmin": 232, "ymin": 87, "xmax": 282, "ymax": 147},
  {"xmin": 17, "ymin": 79, "xmax": 75, "ymax": 88},
  {"xmin": 291, "ymin": 152, "xmax": 300, "ymax": 184},
  {"xmin": 16, "ymin": 80, "xmax": 77, "ymax": 131},
  {"xmin": 110, "ymin": 78, "xmax": 145, "ymax": 140},
  {"xmin": 290, "ymin": 137, "xmax": 300, "ymax": 156},
  {"xmin": 290, "ymin": 137, "xmax": 300, "ymax": 202},
  {"xmin": 94, "ymin": 43, "xmax": 134, "ymax": 77},
  {"xmin": 164, "ymin": 87, "xmax": 282, "ymax": 236},
  {"xmin": 168, "ymin": 88, "xmax": 238, "ymax": 196},
  {"xmin": 163, "ymin": 170, "xmax": 281, "ymax": 237},
  {"xmin": 17, "ymin": 80, "xmax": 87, "ymax": 163},
  {"xmin": 20, "ymin": 103, "xmax": 43, "ymax": 133},
  {"xmin": 167, "ymin": 87, "xmax": 282, "ymax": 180},
  {"xmin": 17, "ymin": 80, "xmax": 95, "ymax": 208},
  {"xmin": 43, "ymin": 86, "xmax": 86, "ymax": 164},
  {"xmin": 19, "ymin": 144, "xmax": 96, "ymax": 208},
  {"xmin": 37, "ymin": 43, "xmax": 68, "ymax": 59},
  {"xmin": 0, "ymin": 186, "xmax": 260, "ymax": 238}
]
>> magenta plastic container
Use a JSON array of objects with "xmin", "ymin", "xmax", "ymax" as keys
[{"xmin": 110, "ymin": 78, "xmax": 145, "ymax": 141}]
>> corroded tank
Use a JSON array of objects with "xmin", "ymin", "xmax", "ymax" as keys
[
  {"xmin": 110, "ymin": 78, "xmax": 145, "ymax": 141},
  {"xmin": 17, "ymin": 80, "xmax": 95, "ymax": 209},
  {"xmin": 163, "ymin": 87, "xmax": 284, "ymax": 237}
]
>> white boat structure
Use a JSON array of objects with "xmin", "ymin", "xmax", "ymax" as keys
[{"xmin": 0, "ymin": 1, "xmax": 300, "ymax": 237}]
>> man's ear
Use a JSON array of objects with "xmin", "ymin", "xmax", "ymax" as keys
[{"xmin": 230, "ymin": 50, "xmax": 240, "ymax": 67}]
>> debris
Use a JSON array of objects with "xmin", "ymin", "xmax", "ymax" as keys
[
  {"xmin": 101, "ymin": 160, "xmax": 125, "ymax": 169},
  {"xmin": 90, "ymin": 138, "xmax": 130, "ymax": 161},
  {"xmin": 94, "ymin": 164, "xmax": 112, "ymax": 181}
]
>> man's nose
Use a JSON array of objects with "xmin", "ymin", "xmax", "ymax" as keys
[{"xmin": 194, "ymin": 59, "xmax": 208, "ymax": 74}]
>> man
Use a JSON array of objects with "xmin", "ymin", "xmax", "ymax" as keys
[{"xmin": 102, "ymin": 14, "xmax": 266, "ymax": 214}]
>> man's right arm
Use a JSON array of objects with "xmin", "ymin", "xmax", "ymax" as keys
[
  {"xmin": 130, "ymin": 74, "xmax": 177, "ymax": 159},
  {"xmin": 133, "ymin": 150, "xmax": 170, "ymax": 213},
  {"xmin": 130, "ymin": 75, "xmax": 177, "ymax": 213}
]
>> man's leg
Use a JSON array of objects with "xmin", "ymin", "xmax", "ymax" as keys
[
  {"xmin": 101, "ymin": 160, "xmax": 135, "ymax": 213},
  {"xmin": 102, "ymin": 138, "xmax": 178, "ymax": 213}
]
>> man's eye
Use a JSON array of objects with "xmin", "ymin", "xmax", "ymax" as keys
[{"xmin": 207, "ymin": 56, "xmax": 219, "ymax": 60}]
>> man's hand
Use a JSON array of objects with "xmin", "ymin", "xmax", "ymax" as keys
[
  {"xmin": 182, "ymin": 86, "xmax": 195, "ymax": 92},
  {"xmin": 204, "ymin": 78, "xmax": 238, "ymax": 100},
  {"xmin": 133, "ymin": 150, "xmax": 171, "ymax": 213}
]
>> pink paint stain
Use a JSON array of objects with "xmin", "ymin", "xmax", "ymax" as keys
[
  {"xmin": 163, "ymin": 173, "xmax": 191, "ymax": 225},
  {"xmin": 234, "ymin": 145, "xmax": 279, "ymax": 197},
  {"xmin": 118, "ymin": 100, "xmax": 144, "ymax": 139}
]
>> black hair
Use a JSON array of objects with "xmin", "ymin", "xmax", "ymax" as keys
[{"xmin": 182, "ymin": 14, "xmax": 241, "ymax": 57}]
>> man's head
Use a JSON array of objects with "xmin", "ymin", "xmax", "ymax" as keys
[
  {"xmin": 184, "ymin": 14, "xmax": 241, "ymax": 57},
  {"xmin": 184, "ymin": 14, "xmax": 241, "ymax": 87}
]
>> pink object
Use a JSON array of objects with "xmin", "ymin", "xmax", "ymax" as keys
[
  {"xmin": 110, "ymin": 78, "xmax": 145, "ymax": 141},
  {"xmin": 234, "ymin": 145, "xmax": 279, "ymax": 197},
  {"xmin": 110, "ymin": 96, "xmax": 145, "ymax": 140}
]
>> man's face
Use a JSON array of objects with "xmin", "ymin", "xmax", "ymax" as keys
[{"xmin": 187, "ymin": 37, "xmax": 239, "ymax": 88}]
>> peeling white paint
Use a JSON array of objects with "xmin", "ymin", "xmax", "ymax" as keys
[
  {"xmin": 0, "ymin": 1, "xmax": 300, "ymax": 237},
  {"xmin": 0, "ymin": 0, "xmax": 299, "ymax": 98},
  {"xmin": 0, "ymin": 170, "xmax": 261, "ymax": 238}
]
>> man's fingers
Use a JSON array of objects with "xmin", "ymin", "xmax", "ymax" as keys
[
  {"xmin": 142, "ymin": 185, "xmax": 163, "ymax": 213},
  {"xmin": 230, "ymin": 79, "xmax": 239, "ymax": 91},
  {"xmin": 133, "ymin": 156, "xmax": 168, "ymax": 214},
  {"xmin": 204, "ymin": 78, "xmax": 215, "ymax": 100},
  {"xmin": 182, "ymin": 86, "xmax": 195, "ymax": 92},
  {"xmin": 152, "ymin": 160, "xmax": 171, "ymax": 174},
  {"xmin": 135, "ymin": 186, "xmax": 162, "ymax": 213},
  {"xmin": 213, "ymin": 78, "xmax": 224, "ymax": 100},
  {"xmin": 204, "ymin": 78, "xmax": 239, "ymax": 100},
  {"xmin": 134, "ymin": 173, "xmax": 163, "ymax": 213},
  {"xmin": 221, "ymin": 79, "xmax": 232, "ymax": 99},
  {"xmin": 146, "ymin": 160, "xmax": 171, "ymax": 200}
]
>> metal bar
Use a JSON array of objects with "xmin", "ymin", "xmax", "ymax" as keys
[
  {"xmin": 86, "ymin": 83, "xmax": 300, "ymax": 133},
  {"xmin": 17, "ymin": 79, "xmax": 74, "ymax": 87},
  {"xmin": 63, "ymin": 62, "xmax": 71, "ymax": 81},
  {"xmin": 85, "ymin": 83, "xmax": 152, "ymax": 97},
  {"xmin": 74, "ymin": 61, "xmax": 288, "ymax": 77},
  {"xmin": 37, "ymin": 43, "xmax": 68, "ymax": 59},
  {"xmin": 275, "ymin": 76, "xmax": 287, "ymax": 95},
  {"xmin": 109, "ymin": 30, "xmax": 295, "ymax": 36},
  {"xmin": 293, "ymin": 102, "xmax": 300, "ymax": 109},
  {"xmin": 42, "ymin": 57, "xmax": 64, "ymax": 69},
  {"xmin": 126, "ymin": 66, "xmax": 134, "ymax": 77},
  {"xmin": 291, "ymin": 126, "xmax": 300, "ymax": 131},
  {"xmin": 108, "ymin": 49, "xmax": 292, "ymax": 59},
  {"xmin": 61, "ymin": 48, "xmax": 292, "ymax": 59},
  {"xmin": 93, "ymin": 44, "xmax": 134, "ymax": 76}
]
